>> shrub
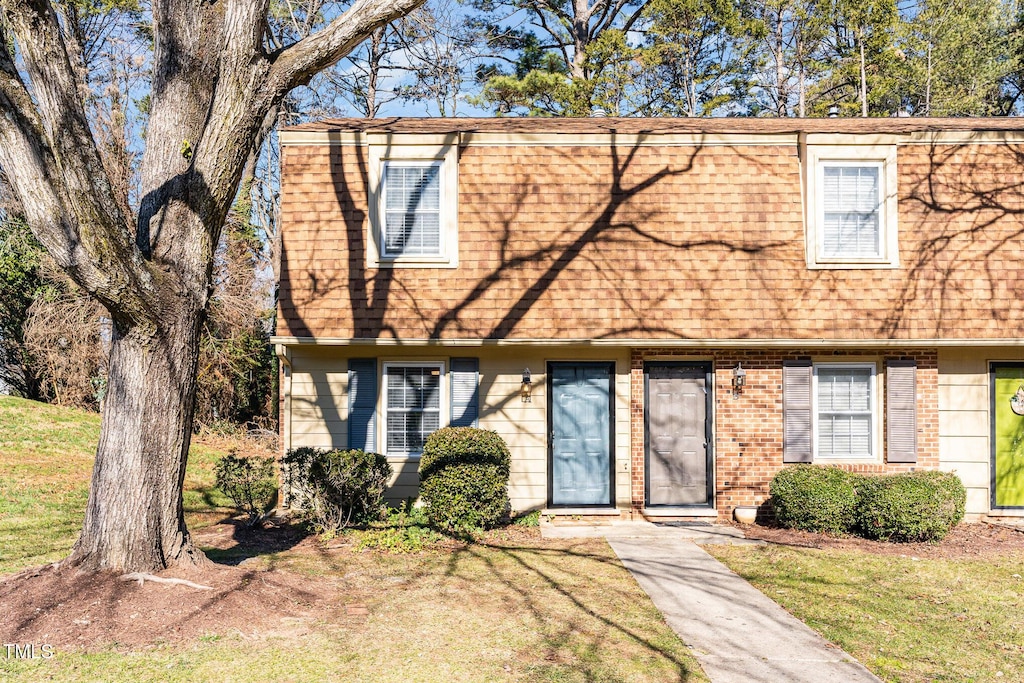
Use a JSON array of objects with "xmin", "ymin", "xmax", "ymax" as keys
[
  {"xmin": 769, "ymin": 465, "xmax": 859, "ymax": 534},
  {"xmin": 419, "ymin": 427, "xmax": 511, "ymax": 532},
  {"xmin": 214, "ymin": 452, "xmax": 278, "ymax": 526},
  {"xmin": 283, "ymin": 447, "xmax": 392, "ymax": 534},
  {"xmin": 856, "ymin": 471, "xmax": 966, "ymax": 542}
]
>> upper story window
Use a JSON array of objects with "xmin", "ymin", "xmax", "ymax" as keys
[
  {"xmin": 368, "ymin": 134, "xmax": 458, "ymax": 268},
  {"xmin": 805, "ymin": 142, "xmax": 899, "ymax": 269},
  {"xmin": 382, "ymin": 162, "xmax": 442, "ymax": 257}
]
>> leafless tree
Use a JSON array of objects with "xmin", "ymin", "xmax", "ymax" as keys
[{"xmin": 0, "ymin": 0, "xmax": 424, "ymax": 572}]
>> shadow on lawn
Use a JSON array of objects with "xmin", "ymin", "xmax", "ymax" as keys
[{"xmin": 446, "ymin": 538, "xmax": 704, "ymax": 682}]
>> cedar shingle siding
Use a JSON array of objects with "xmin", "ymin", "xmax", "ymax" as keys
[{"xmin": 277, "ymin": 123, "xmax": 1024, "ymax": 343}]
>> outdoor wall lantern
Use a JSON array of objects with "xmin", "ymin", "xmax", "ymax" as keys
[
  {"xmin": 732, "ymin": 363, "xmax": 747, "ymax": 398},
  {"xmin": 521, "ymin": 368, "xmax": 533, "ymax": 403}
]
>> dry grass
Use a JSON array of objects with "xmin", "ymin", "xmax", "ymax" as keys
[{"xmin": 0, "ymin": 396, "xmax": 706, "ymax": 682}]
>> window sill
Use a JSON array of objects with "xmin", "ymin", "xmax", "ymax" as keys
[
  {"xmin": 807, "ymin": 259, "xmax": 899, "ymax": 270},
  {"xmin": 372, "ymin": 257, "xmax": 458, "ymax": 269}
]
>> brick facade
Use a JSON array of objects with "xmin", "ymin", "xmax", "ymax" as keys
[{"xmin": 629, "ymin": 348, "xmax": 939, "ymax": 520}]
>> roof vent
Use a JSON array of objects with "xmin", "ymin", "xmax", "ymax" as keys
[
  {"xmin": 591, "ymin": 106, "xmax": 607, "ymax": 118},
  {"xmin": 827, "ymin": 105, "xmax": 840, "ymax": 118}
]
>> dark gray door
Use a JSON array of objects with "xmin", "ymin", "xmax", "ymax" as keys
[
  {"xmin": 550, "ymin": 363, "xmax": 613, "ymax": 506},
  {"xmin": 646, "ymin": 364, "xmax": 710, "ymax": 506}
]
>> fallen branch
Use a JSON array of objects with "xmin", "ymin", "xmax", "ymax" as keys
[{"xmin": 119, "ymin": 573, "xmax": 214, "ymax": 590}]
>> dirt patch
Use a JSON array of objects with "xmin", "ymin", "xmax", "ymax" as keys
[
  {"xmin": 734, "ymin": 520, "xmax": 1024, "ymax": 559},
  {"xmin": 0, "ymin": 560, "xmax": 355, "ymax": 651},
  {"xmin": 0, "ymin": 520, "xmax": 543, "ymax": 652}
]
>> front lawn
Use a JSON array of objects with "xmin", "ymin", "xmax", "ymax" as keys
[
  {"xmin": 709, "ymin": 542, "xmax": 1024, "ymax": 683},
  {"xmin": 0, "ymin": 396, "xmax": 706, "ymax": 683}
]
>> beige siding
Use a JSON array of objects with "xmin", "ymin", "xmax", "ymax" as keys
[
  {"xmin": 937, "ymin": 347, "xmax": 1024, "ymax": 518},
  {"xmin": 282, "ymin": 345, "xmax": 631, "ymax": 513}
]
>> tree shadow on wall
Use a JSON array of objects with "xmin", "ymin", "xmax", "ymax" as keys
[{"xmin": 882, "ymin": 139, "xmax": 1024, "ymax": 338}]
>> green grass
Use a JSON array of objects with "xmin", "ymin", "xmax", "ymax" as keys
[
  {"xmin": 0, "ymin": 396, "xmax": 232, "ymax": 573},
  {"xmin": 709, "ymin": 543, "xmax": 1024, "ymax": 683},
  {"xmin": 0, "ymin": 396, "xmax": 707, "ymax": 682}
]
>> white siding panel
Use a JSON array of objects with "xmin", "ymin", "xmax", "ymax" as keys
[
  {"xmin": 938, "ymin": 410, "xmax": 989, "ymax": 438},
  {"xmin": 939, "ymin": 460, "xmax": 990, "ymax": 489},
  {"xmin": 966, "ymin": 487, "xmax": 990, "ymax": 516},
  {"xmin": 938, "ymin": 384, "xmax": 987, "ymax": 408},
  {"xmin": 939, "ymin": 436, "xmax": 989, "ymax": 463}
]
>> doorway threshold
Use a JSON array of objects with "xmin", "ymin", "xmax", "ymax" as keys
[{"xmin": 642, "ymin": 507, "xmax": 718, "ymax": 518}]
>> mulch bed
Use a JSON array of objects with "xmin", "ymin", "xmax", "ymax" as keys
[{"xmin": 734, "ymin": 519, "xmax": 1024, "ymax": 559}]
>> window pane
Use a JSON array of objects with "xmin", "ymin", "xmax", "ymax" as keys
[
  {"xmin": 384, "ymin": 164, "xmax": 441, "ymax": 256},
  {"xmin": 822, "ymin": 166, "xmax": 881, "ymax": 258},
  {"xmin": 817, "ymin": 366, "xmax": 873, "ymax": 458},
  {"xmin": 385, "ymin": 366, "xmax": 441, "ymax": 455}
]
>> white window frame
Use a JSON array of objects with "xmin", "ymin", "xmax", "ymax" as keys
[
  {"xmin": 382, "ymin": 361, "xmax": 447, "ymax": 459},
  {"xmin": 812, "ymin": 362, "xmax": 879, "ymax": 462},
  {"xmin": 805, "ymin": 143, "xmax": 899, "ymax": 269},
  {"xmin": 368, "ymin": 135, "xmax": 459, "ymax": 268}
]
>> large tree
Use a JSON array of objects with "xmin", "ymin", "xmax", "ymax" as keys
[{"xmin": 0, "ymin": 0, "xmax": 423, "ymax": 572}]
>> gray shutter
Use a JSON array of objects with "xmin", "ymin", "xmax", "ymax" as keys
[
  {"xmin": 450, "ymin": 358, "xmax": 479, "ymax": 427},
  {"xmin": 783, "ymin": 360, "xmax": 814, "ymax": 463},
  {"xmin": 886, "ymin": 360, "xmax": 917, "ymax": 463},
  {"xmin": 348, "ymin": 358, "xmax": 377, "ymax": 452}
]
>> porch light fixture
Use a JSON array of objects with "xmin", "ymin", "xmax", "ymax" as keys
[
  {"xmin": 521, "ymin": 368, "xmax": 532, "ymax": 402},
  {"xmin": 732, "ymin": 363, "xmax": 747, "ymax": 398}
]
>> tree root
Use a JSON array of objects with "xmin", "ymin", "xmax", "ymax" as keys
[{"xmin": 119, "ymin": 573, "xmax": 214, "ymax": 590}]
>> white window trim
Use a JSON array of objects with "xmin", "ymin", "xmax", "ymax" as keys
[
  {"xmin": 805, "ymin": 144, "xmax": 899, "ymax": 269},
  {"xmin": 812, "ymin": 361, "xmax": 880, "ymax": 462},
  {"xmin": 381, "ymin": 361, "xmax": 447, "ymax": 459},
  {"xmin": 368, "ymin": 135, "xmax": 459, "ymax": 268}
]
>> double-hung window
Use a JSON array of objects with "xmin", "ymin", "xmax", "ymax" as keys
[
  {"xmin": 368, "ymin": 135, "xmax": 458, "ymax": 268},
  {"xmin": 821, "ymin": 163, "xmax": 882, "ymax": 258},
  {"xmin": 384, "ymin": 363, "xmax": 443, "ymax": 457},
  {"xmin": 813, "ymin": 363, "xmax": 876, "ymax": 460},
  {"xmin": 382, "ymin": 162, "xmax": 442, "ymax": 257},
  {"xmin": 805, "ymin": 142, "xmax": 898, "ymax": 268}
]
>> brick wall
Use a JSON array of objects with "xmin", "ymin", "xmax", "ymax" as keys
[
  {"xmin": 278, "ymin": 139, "xmax": 1024, "ymax": 342},
  {"xmin": 629, "ymin": 348, "xmax": 939, "ymax": 520}
]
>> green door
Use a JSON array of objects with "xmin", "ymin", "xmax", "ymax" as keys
[
  {"xmin": 549, "ymin": 363, "xmax": 613, "ymax": 507},
  {"xmin": 992, "ymin": 363, "xmax": 1024, "ymax": 508}
]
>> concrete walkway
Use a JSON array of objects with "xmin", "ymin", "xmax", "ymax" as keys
[{"xmin": 542, "ymin": 523, "xmax": 880, "ymax": 683}]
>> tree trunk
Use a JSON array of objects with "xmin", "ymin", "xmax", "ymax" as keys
[
  {"xmin": 67, "ymin": 300, "xmax": 209, "ymax": 572},
  {"xmin": 1, "ymin": 0, "xmax": 426, "ymax": 575},
  {"xmin": 859, "ymin": 30, "xmax": 868, "ymax": 117},
  {"xmin": 774, "ymin": 11, "xmax": 787, "ymax": 117}
]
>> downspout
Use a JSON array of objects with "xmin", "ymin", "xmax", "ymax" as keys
[{"xmin": 275, "ymin": 343, "xmax": 294, "ymax": 507}]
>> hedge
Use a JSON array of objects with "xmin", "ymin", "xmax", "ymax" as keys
[
  {"xmin": 856, "ymin": 470, "xmax": 966, "ymax": 542},
  {"xmin": 283, "ymin": 447, "xmax": 392, "ymax": 534},
  {"xmin": 419, "ymin": 427, "xmax": 511, "ymax": 532},
  {"xmin": 769, "ymin": 464, "xmax": 859, "ymax": 534}
]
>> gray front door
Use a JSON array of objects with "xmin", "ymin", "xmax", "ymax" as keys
[
  {"xmin": 549, "ymin": 363, "xmax": 613, "ymax": 506},
  {"xmin": 646, "ymin": 363, "xmax": 711, "ymax": 506}
]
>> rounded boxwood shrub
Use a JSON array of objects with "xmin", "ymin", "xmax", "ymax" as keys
[
  {"xmin": 856, "ymin": 470, "xmax": 966, "ymax": 542},
  {"xmin": 769, "ymin": 464, "xmax": 859, "ymax": 534},
  {"xmin": 282, "ymin": 447, "xmax": 392, "ymax": 534},
  {"xmin": 419, "ymin": 427, "xmax": 511, "ymax": 532}
]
